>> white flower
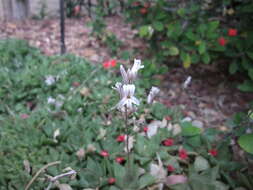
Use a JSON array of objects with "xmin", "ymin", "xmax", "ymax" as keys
[
  {"xmin": 120, "ymin": 59, "xmax": 144, "ymax": 84},
  {"xmin": 182, "ymin": 76, "xmax": 192, "ymax": 89},
  {"xmin": 115, "ymin": 84, "xmax": 140, "ymax": 113},
  {"xmin": 147, "ymin": 86, "xmax": 160, "ymax": 104},
  {"xmin": 47, "ymin": 97, "xmax": 56, "ymax": 104},
  {"xmin": 45, "ymin": 75, "xmax": 56, "ymax": 86}
]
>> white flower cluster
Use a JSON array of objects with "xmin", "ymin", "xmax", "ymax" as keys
[
  {"xmin": 113, "ymin": 59, "xmax": 144, "ymax": 114},
  {"xmin": 113, "ymin": 59, "xmax": 160, "ymax": 114}
]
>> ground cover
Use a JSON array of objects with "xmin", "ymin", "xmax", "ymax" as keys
[{"xmin": 0, "ymin": 39, "xmax": 252, "ymax": 189}]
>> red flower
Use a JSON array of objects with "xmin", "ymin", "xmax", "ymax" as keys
[
  {"xmin": 108, "ymin": 177, "xmax": 116, "ymax": 184},
  {"xmin": 179, "ymin": 149, "xmax": 188, "ymax": 160},
  {"xmin": 228, "ymin": 28, "xmax": 237, "ymax": 36},
  {"xmin": 100, "ymin": 150, "xmax": 109, "ymax": 157},
  {"xmin": 143, "ymin": 127, "xmax": 148, "ymax": 133},
  {"xmin": 115, "ymin": 157, "xmax": 125, "ymax": 164},
  {"xmin": 116, "ymin": 135, "xmax": 125, "ymax": 142},
  {"xmin": 209, "ymin": 149, "xmax": 218, "ymax": 157},
  {"xmin": 20, "ymin": 114, "xmax": 29, "ymax": 119},
  {"xmin": 167, "ymin": 165, "xmax": 175, "ymax": 172},
  {"xmin": 162, "ymin": 138, "xmax": 174, "ymax": 146},
  {"xmin": 218, "ymin": 37, "xmax": 227, "ymax": 46},
  {"xmin": 103, "ymin": 60, "xmax": 117, "ymax": 69},
  {"xmin": 140, "ymin": 8, "xmax": 147, "ymax": 14}
]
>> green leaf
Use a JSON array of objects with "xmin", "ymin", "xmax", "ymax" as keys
[
  {"xmin": 153, "ymin": 21, "xmax": 164, "ymax": 31},
  {"xmin": 181, "ymin": 52, "xmax": 191, "ymax": 68},
  {"xmin": 139, "ymin": 174, "xmax": 156, "ymax": 189},
  {"xmin": 238, "ymin": 80, "xmax": 253, "ymax": 92},
  {"xmin": 194, "ymin": 156, "xmax": 210, "ymax": 172},
  {"xmin": 139, "ymin": 26, "xmax": 149, "ymax": 37},
  {"xmin": 208, "ymin": 21, "xmax": 219, "ymax": 32},
  {"xmin": 247, "ymin": 52, "xmax": 253, "ymax": 60},
  {"xmin": 248, "ymin": 69, "xmax": 253, "ymax": 80},
  {"xmin": 198, "ymin": 42, "xmax": 206, "ymax": 55},
  {"xmin": 168, "ymin": 46, "xmax": 179, "ymax": 56},
  {"xmin": 181, "ymin": 122, "xmax": 201, "ymax": 136},
  {"xmin": 202, "ymin": 53, "xmax": 210, "ymax": 64},
  {"xmin": 214, "ymin": 181, "xmax": 229, "ymax": 190},
  {"xmin": 229, "ymin": 62, "xmax": 238, "ymax": 74},
  {"xmin": 238, "ymin": 133, "xmax": 253, "ymax": 154}
]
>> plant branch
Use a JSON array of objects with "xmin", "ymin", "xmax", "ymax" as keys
[
  {"xmin": 25, "ymin": 161, "xmax": 61, "ymax": 190},
  {"xmin": 45, "ymin": 169, "xmax": 77, "ymax": 190}
]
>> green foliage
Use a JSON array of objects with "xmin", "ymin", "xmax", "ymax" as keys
[
  {"xmin": 0, "ymin": 39, "xmax": 251, "ymax": 189},
  {"xmin": 124, "ymin": 0, "xmax": 253, "ymax": 91}
]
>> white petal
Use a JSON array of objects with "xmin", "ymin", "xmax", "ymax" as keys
[
  {"xmin": 120, "ymin": 65, "xmax": 129, "ymax": 84},
  {"xmin": 131, "ymin": 96, "xmax": 140, "ymax": 105}
]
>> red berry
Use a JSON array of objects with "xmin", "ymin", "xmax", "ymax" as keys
[
  {"xmin": 143, "ymin": 127, "xmax": 148, "ymax": 133},
  {"xmin": 162, "ymin": 138, "xmax": 174, "ymax": 146},
  {"xmin": 228, "ymin": 28, "xmax": 237, "ymax": 36},
  {"xmin": 103, "ymin": 60, "xmax": 117, "ymax": 69},
  {"xmin": 100, "ymin": 150, "xmax": 109, "ymax": 157},
  {"xmin": 179, "ymin": 149, "xmax": 188, "ymax": 160},
  {"xmin": 116, "ymin": 135, "xmax": 125, "ymax": 142},
  {"xmin": 108, "ymin": 177, "xmax": 116, "ymax": 184},
  {"xmin": 218, "ymin": 37, "xmax": 227, "ymax": 46},
  {"xmin": 209, "ymin": 149, "xmax": 218, "ymax": 157},
  {"xmin": 167, "ymin": 165, "xmax": 175, "ymax": 172},
  {"xmin": 115, "ymin": 157, "xmax": 125, "ymax": 164}
]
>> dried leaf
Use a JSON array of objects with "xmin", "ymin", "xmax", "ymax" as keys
[
  {"xmin": 53, "ymin": 128, "xmax": 60, "ymax": 143},
  {"xmin": 165, "ymin": 175, "xmax": 188, "ymax": 186},
  {"xmin": 76, "ymin": 148, "xmax": 86, "ymax": 160},
  {"xmin": 80, "ymin": 87, "xmax": 90, "ymax": 97},
  {"xmin": 23, "ymin": 160, "xmax": 31, "ymax": 174}
]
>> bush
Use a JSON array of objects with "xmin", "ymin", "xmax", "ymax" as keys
[{"xmin": 124, "ymin": 0, "xmax": 253, "ymax": 91}]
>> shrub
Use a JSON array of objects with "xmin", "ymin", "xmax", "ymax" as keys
[{"xmin": 124, "ymin": 0, "xmax": 253, "ymax": 91}]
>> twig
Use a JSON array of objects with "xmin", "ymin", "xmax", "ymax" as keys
[
  {"xmin": 45, "ymin": 170, "xmax": 77, "ymax": 190},
  {"xmin": 25, "ymin": 161, "xmax": 61, "ymax": 190}
]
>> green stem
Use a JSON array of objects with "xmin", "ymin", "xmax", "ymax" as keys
[{"xmin": 124, "ymin": 106, "xmax": 130, "ymax": 170}]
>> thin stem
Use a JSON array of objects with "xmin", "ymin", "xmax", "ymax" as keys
[
  {"xmin": 25, "ymin": 161, "xmax": 61, "ymax": 190},
  {"xmin": 124, "ymin": 106, "xmax": 130, "ymax": 169},
  {"xmin": 45, "ymin": 170, "xmax": 77, "ymax": 190}
]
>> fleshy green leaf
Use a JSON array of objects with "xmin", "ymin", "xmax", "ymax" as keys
[{"xmin": 238, "ymin": 133, "xmax": 253, "ymax": 154}]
